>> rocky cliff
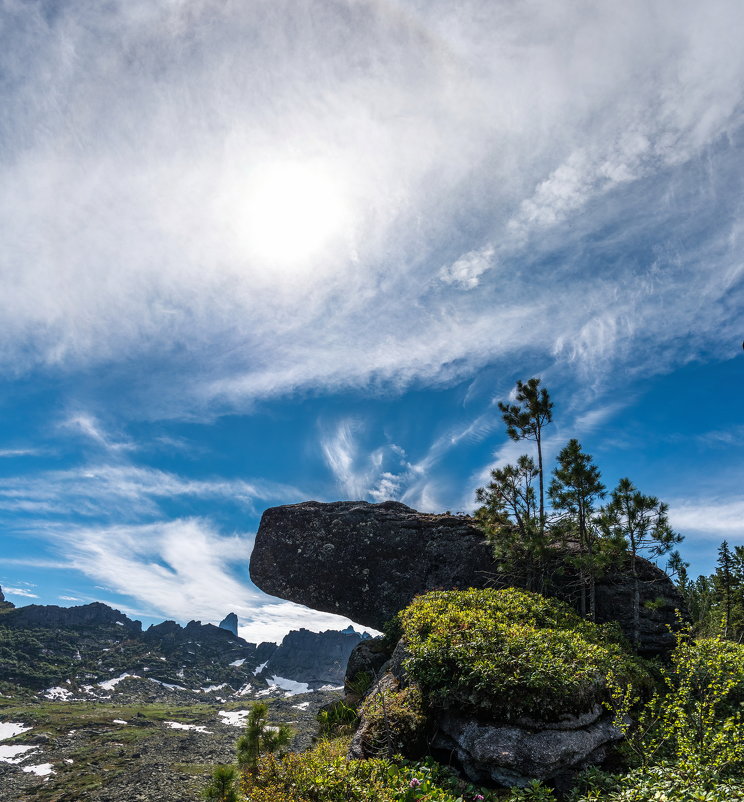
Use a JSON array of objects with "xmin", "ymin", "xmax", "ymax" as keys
[
  {"xmin": 2, "ymin": 601, "xmax": 142, "ymax": 633},
  {"xmin": 261, "ymin": 627, "xmax": 368, "ymax": 687},
  {"xmin": 250, "ymin": 500, "xmax": 685, "ymax": 655},
  {"xmin": 0, "ymin": 585, "xmax": 14, "ymax": 611}
]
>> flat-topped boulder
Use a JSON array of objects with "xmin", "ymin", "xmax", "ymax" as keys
[{"xmin": 250, "ymin": 500, "xmax": 685, "ymax": 655}]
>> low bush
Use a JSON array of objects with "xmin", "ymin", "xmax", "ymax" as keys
[
  {"xmin": 241, "ymin": 741, "xmax": 498, "ymax": 802},
  {"xmin": 399, "ymin": 588, "xmax": 646, "ymax": 720}
]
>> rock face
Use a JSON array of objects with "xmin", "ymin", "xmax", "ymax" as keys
[
  {"xmin": 2, "ymin": 601, "xmax": 142, "ymax": 633},
  {"xmin": 433, "ymin": 708, "xmax": 624, "ymax": 787},
  {"xmin": 0, "ymin": 585, "xmax": 15, "ymax": 611},
  {"xmin": 251, "ymin": 500, "xmax": 685, "ymax": 655},
  {"xmin": 262, "ymin": 627, "xmax": 368, "ymax": 687},
  {"xmin": 218, "ymin": 612, "xmax": 239, "ymax": 637}
]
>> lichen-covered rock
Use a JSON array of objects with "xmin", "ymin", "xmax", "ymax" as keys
[
  {"xmin": 433, "ymin": 708, "xmax": 624, "ymax": 787},
  {"xmin": 251, "ymin": 500, "xmax": 685, "ymax": 655}
]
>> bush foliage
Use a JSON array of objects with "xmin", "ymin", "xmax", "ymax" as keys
[{"xmin": 399, "ymin": 588, "xmax": 644, "ymax": 720}]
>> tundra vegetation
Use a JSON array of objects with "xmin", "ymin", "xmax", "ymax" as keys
[{"xmin": 202, "ymin": 379, "xmax": 743, "ymax": 801}]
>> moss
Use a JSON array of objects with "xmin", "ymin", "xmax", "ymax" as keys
[{"xmin": 400, "ymin": 587, "xmax": 647, "ymax": 721}]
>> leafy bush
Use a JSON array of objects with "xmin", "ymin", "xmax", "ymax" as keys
[
  {"xmin": 399, "ymin": 588, "xmax": 645, "ymax": 720},
  {"xmin": 317, "ymin": 699, "xmax": 359, "ymax": 736},
  {"xmin": 609, "ymin": 632, "xmax": 744, "ymax": 775},
  {"xmin": 569, "ymin": 764, "xmax": 744, "ymax": 801},
  {"xmin": 241, "ymin": 740, "xmax": 498, "ymax": 802}
]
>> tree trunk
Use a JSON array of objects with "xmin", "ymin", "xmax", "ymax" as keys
[
  {"xmin": 631, "ymin": 551, "xmax": 640, "ymax": 649},
  {"xmin": 536, "ymin": 432, "xmax": 544, "ymax": 536},
  {"xmin": 589, "ymin": 574, "xmax": 596, "ymax": 622}
]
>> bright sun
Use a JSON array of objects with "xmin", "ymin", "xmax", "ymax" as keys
[{"xmin": 238, "ymin": 160, "xmax": 349, "ymax": 269}]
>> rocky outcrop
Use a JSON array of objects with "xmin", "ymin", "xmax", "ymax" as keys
[
  {"xmin": 251, "ymin": 500, "xmax": 685, "ymax": 655},
  {"xmin": 219, "ymin": 612, "xmax": 239, "ymax": 637},
  {"xmin": 2, "ymin": 601, "xmax": 141, "ymax": 633},
  {"xmin": 262, "ymin": 627, "xmax": 368, "ymax": 687},
  {"xmin": 433, "ymin": 708, "xmax": 624, "ymax": 787},
  {"xmin": 0, "ymin": 585, "xmax": 15, "ymax": 611}
]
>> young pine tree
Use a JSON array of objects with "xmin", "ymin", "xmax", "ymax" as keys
[
  {"xmin": 548, "ymin": 439, "xmax": 609, "ymax": 619},
  {"xmin": 713, "ymin": 541, "xmax": 744, "ymax": 640},
  {"xmin": 498, "ymin": 378, "xmax": 554, "ymax": 537},
  {"xmin": 203, "ymin": 764, "xmax": 238, "ymax": 802},
  {"xmin": 598, "ymin": 478, "xmax": 682, "ymax": 649},
  {"xmin": 475, "ymin": 455, "xmax": 551, "ymax": 591},
  {"xmin": 236, "ymin": 701, "xmax": 293, "ymax": 774}
]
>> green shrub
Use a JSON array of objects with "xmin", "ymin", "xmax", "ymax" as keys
[
  {"xmin": 358, "ymin": 684, "xmax": 428, "ymax": 757},
  {"xmin": 400, "ymin": 588, "xmax": 644, "ymax": 720},
  {"xmin": 317, "ymin": 699, "xmax": 359, "ymax": 736},
  {"xmin": 241, "ymin": 740, "xmax": 498, "ymax": 802},
  {"xmin": 570, "ymin": 764, "xmax": 744, "ymax": 801},
  {"xmin": 609, "ymin": 632, "xmax": 744, "ymax": 775}
]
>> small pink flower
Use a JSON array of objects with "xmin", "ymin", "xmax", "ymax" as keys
[
  {"xmin": 409, "ymin": 778, "xmax": 421, "ymax": 788},
  {"xmin": 474, "ymin": 796, "xmax": 485, "ymax": 801}
]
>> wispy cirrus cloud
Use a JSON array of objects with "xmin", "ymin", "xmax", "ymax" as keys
[
  {"xmin": 0, "ymin": 463, "xmax": 303, "ymax": 519},
  {"xmin": 0, "ymin": 1, "xmax": 741, "ymax": 415}
]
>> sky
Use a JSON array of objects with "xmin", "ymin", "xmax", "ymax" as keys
[{"xmin": 0, "ymin": 0, "xmax": 742, "ymax": 644}]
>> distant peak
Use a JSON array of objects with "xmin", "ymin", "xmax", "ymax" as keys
[{"xmin": 219, "ymin": 612, "xmax": 239, "ymax": 637}]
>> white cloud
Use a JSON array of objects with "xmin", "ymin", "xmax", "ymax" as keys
[
  {"xmin": 44, "ymin": 517, "xmax": 362, "ymax": 642},
  {"xmin": 61, "ymin": 414, "xmax": 136, "ymax": 453},
  {"xmin": 0, "ymin": 463, "xmax": 302, "ymax": 519},
  {"xmin": 0, "ymin": 448, "xmax": 44, "ymax": 458},
  {"xmin": 3, "ymin": 587, "xmax": 39, "ymax": 598},
  {"xmin": 0, "ymin": 1, "xmax": 740, "ymax": 412},
  {"xmin": 439, "ymin": 245, "xmax": 495, "ymax": 289},
  {"xmin": 670, "ymin": 498, "xmax": 744, "ymax": 540}
]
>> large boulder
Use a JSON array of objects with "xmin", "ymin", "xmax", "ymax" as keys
[
  {"xmin": 250, "ymin": 500, "xmax": 685, "ymax": 655},
  {"xmin": 433, "ymin": 708, "xmax": 624, "ymax": 787}
]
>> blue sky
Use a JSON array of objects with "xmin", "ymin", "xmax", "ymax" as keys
[{"xmin": 0, "ymin": 0, "xmax": 742, "ymax": 643}]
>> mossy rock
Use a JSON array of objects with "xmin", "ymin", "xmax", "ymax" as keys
[
  {"xmin": 400, "ymin": 587, "xmax": 647, "ymax": 721},
  {"xmin": 351, "ymin": 675, "xmax": 429, "ymax": 758}
]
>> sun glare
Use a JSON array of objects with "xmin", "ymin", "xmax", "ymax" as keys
[{"xmin": 237, "ymin": 161, "xmax": 349, "ymax": 270}]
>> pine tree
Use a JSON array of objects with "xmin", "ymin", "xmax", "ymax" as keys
[
  {"xmin": 475, "ymin": 455, "xmax": 551, "ymax": 591},
  {"xmin": 236, "ymin": 701, "xmax": 293, "ymax": 774},
  {"xmin": 203, "ymin": 764, "xmax": 238, "ymax": 802},
  {"xmin": 498, "ymin": 378, "xmax": 554, "ymax": 537},
  {"xmin": 548, "ymin": 439, "xmax": 608, "ymax": 619},
  {"xmin": 598, "ymin": 478, "xmax": 682, "ymax": 649}
]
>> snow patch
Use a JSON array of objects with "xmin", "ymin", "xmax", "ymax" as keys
[
  {"xmin": 218, "ymin": 710, "xmax": 250, "ymax": 727},
  {"xmin": 293, "ymin": 702, "xmax": 311, "ymax": 710},
  {"xmin": 270, "ymin": 675, "xmax": 310, "ymax": 696},
  {"xmin": 113, "ymin": 719, "xmax": 127, "ymax": 725},
  {"xmin": 23, "ymin": 763, "xmax": 55, "ymax": 776},
  {"xmin": 230, "ymin": 658, "xmax": 245, "ymax": 667},
  {"xmin": 164, "ymin": 721, "xmax": 212, "ymax": 733},
  {"xmin": 201, "ymin": 684, "xmax": 230, "ymax": 693},
  {"xmin": 44, "ymin": 686, "xmax": 73, "ymax": 701},
  {"xmin": 0, "ymin": 723, "xmax": 30, "ymax": 740},
  {"xmin": 98, "ymin": 673, "xmax": 140, "ymax": 690},
  {"xmin": 253, "ymin": 661, "xmax": 268, "ymax": 675}
]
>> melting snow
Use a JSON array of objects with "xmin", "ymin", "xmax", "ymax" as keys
[
  {"xmin": 44, "ymin": 686, "xmax": 73, "ymax": 701},
  {"xmin": 98, "ymin": 673, "xmax": 140, "ymax": 690},
  {"xmin": 253, "ymin": 661, "xmax": 268, "ymax": 675},
  {"xmin": 293, "ymin": 702, "xmax": 311, "ymax": 710},
  {"xmin": 0, "ymin": 722, "xmax": 36, "ymax": 764},
  {"xmin": 230, "ymin": 658, "xmax": 245, "ymax": 667},
  {"xmin": 164, "ymin": 721, "xmax": 212, "ymax": 733},
  {"xmin": 201, "ymin": 684, "xmax": 230, "ymax": 693},
  {"xmin": 218, "ymin": 710, "xmax": 250, "ymax": 727},
  {"xmin": 23, "ymin": 763, "xmax": 55, "ymax": 776},
  {"xmin": 270, "ymin": 676, "xmax": 310, "ymax": 696},
  {"xmin": 0, "ymin": 723, "xmax": 31, "ymax": 740}
]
